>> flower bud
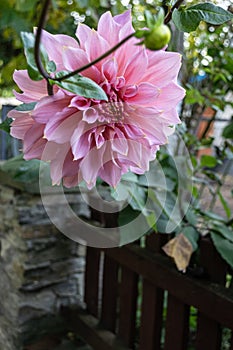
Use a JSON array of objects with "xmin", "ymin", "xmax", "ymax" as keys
[{"xmin": 144, "ymin": 24, "xmax": 171, "ymax": 50}]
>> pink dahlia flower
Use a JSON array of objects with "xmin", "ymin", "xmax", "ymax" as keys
[{"xmin": 9, "ymin": 10, "xmax": 185, "ymax": 189}]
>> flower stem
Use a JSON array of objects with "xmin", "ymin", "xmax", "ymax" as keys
[{"xmin": 35, "ymin": 0, "xmax": 54, "ymax": 95}]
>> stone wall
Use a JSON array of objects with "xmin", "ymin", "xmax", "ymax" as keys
[{"xmin": 0, "ymin": 185, "xmax": 88, "ymax": 349}]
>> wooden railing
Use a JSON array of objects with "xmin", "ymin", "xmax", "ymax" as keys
[{"xmin": 62, "ymin": 230, "xmax": 233, "ymax": 350}]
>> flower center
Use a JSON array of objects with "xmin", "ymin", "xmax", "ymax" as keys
[
  {"xmin": 92, "ymin": 80, "xmax": 128, "ymax": 124},
  {"xmin": 97, "ymin": 101, "xmax": 126, "ymax": 123}
]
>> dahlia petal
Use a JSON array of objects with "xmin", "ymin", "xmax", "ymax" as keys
[
  {"xmin": 71, "ymin": 120, "xmax": 89, "ymax": 144},
  {"xmin": 102, "ymin": 58, "xmax": 118, "ymax": 82},
  {"xmin": 62, "ymin": 150, "xmax": 80, "ymax": 177},
  {"xmin": 125, "ymin": 82, "xmax": 159, "ymax": 105},
  {"xmin": 63, "ymin": 174, "xmax": 79, "ymax": 188},
  {"xmin": 80, "ymin": 144, "xmax": 106, "ymax": 189},
  {"xmin": 69, "ymin": 96, "xmax": 91, "ymax": 110},
  {"xmin": 115, "ymin": 37, "xmax": 139, "ymax": 76},
  {"xmin": 44, "ymin": 113, "xmax": 79, "ymax": 144},
  {"xmin": 99, "ymin": 160, "xmax": 122, "ymax": 188},
  {"xmin": 62, "ymin": 47, "xmax": 89, "ymax": 70},
  {"xmin": 72, "ymin": 133, "xmax": 91, "ymax": 160},
  {"xmin": 13, "ymin": 70, "xmax": 47, "ymax": 102},
  {"xmin": 97, "ymin": 11, "xmax": 121, "ymax": 45},
  {"xmin": 23, "ymin": 123, "xmax": 46, "ymax": 159},
  {"xmin": 83, "ymin": 107, "xmax": 99, "ymax": 123},
  {"xmin": 24, "ymin": 138, "xmax": 46, "ymax": 160},
  {"xmin": 160, "ymin": 108, "xmax": 181, "ymax": 124},
  {"xmin": 40, "ymin": 141, "xmax": 60, "ymax": 162},
  {"xmin": 32, "ymin": 91, "xmax": 71, "ymax": 123},
  {"xmin": 76, "ymin": 23, "xmax": 92, "ymax": 50},
  {"xmin": 114, "ymin": 10, "xmax": 132, "ymax": 26},
  {"xmin": 94, "ymin": 125, "xmax": 106, "ymax": 149},
  {"xmin": 23, "ymin": 123, "xmax": 44, "ymax": 153},
  {"xmin": 49, "ymin": 143, "xmax": 71, "ymax": 185},
  {"xmin": 62, "ymin": 47, "xmax": 101, "ymax": 82},
  {"xmin": 9, "ymin": 110, "xmax": 34, "ymax": 139},
  {"xmin": 121, "ymin": 123, "xmax": 145, "ymax": 139},
  {"xmin": 126, "ymin": 109, "xmax": 168, "ymax": 144},
  {"xmin": 86, "ymin": 30, "xmax": 110, "ymax": 64},
  {"xmin": 123, "ymin": 48, "xmax": 148, "ymax": 84},
  {"xmin": 123, "ymin": 85, "xmax": 138, "ymax": 98},
  {"xmin": 95, "ymin": 133, "xmax": 105, "ymax": 149},
  {"xmin": 111, "ymin": 137, "xmax": 128, "ymax": 155},
  {"xmin": 153, "ymin": 82, "xmax": 186, "ymax": 110},
  {"xmin": 144, "ymin": 51, "xmax": 182, "ymax": 87},
  {"xmin": 40, "ymin": 30, "xmax": 79, "ymax": 70}
]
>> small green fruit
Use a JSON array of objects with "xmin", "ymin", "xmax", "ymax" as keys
[{"xmin": 144, "ymin": 24, "xmax": 171, "ymax": 50}]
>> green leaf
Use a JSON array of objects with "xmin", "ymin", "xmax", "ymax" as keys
[
  {"xmin": 21, "ymin": 32, "xmax": 49, "ymax": 81},
  {"xmin": 210, "ymin": 232, "xmax": 233, "ymax": 269},
  {"xmin": 15, "ymin": 102, "xmax": 37, "ymax": 111},
  {"xmin": 135, "ymin": 29, "xmax": 148, "ymax": 39},
  {"xmin": 212, "ymin": 222, "xmax": 233, "ymax": 243},
  {"xmin": 222, "ymin": 122, "xmax": 233, "ymax": 139},
  {"xmin": 16, "ymin": 0, "xmax": 38, "ymax": 12},
  {"xmin": 217, "ymin": 190, "xmax": 231, "ymax": 220},
  {"xmin": 145, "ymin": 211, "xmax": 157, "ymax": 231},
  {"xmin": 185, "ymin": 208, "xmax": 197, "ymax": 226},
  {"xmin": 172, "ymin": 3, "xmax": 233, "ymax": 32},
  {"xmin": 46, "ymin": 60, "xmax": 57, "ymax": 74},
  {"xmin": 0, "ymin": 118, "xmax": 12, "ymax": 133},
  {"xmin": 53, "ymin": 71, "xmax": 108, "ymax": 101},
  {"xmin": 118, "ymin": 206, "xmax": 140, "ymax": 227},
  {"xmin": 118, "ymin": 206, "xmax": 149, "ymax": 246},
  {"xmin": 111, "ymin": 175, "xmax": 147, "ymax": 215},
  {"xmin": 185, "ymin": 87, "xmax": 205, "ymax": 105},
  {"xmin": 182, "ymin": 226, "xmax": 199, "ymax": 251},
  {"xmin": 144, "ymin": 10, "xmax": 155, "ymax": 29},
  {"xmin": 0, "ymin": 155, "xmax": 51, "ymax": 189},
  {"xmin": 200, "ymin": 155, "xmax": 218, "ymax": 168},
  {"xmin": 201, "ymin": 210, "xmax": 225, "ymax": 222},
  {"xmin": 148, "ymin": 189, "xmax": 182, "ymax": 232}
]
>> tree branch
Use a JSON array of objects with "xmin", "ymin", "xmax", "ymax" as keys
[{"xmin": 164, "ymin": 0, "xmax": 185, "ymax": 24}]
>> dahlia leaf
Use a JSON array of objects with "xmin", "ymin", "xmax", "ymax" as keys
[
  {"xmin": 200, "ymin": 154, "xmax": 218, "ymax": 168},
  {"xmin": 181, "ymin": 226, "xmax": 199, "ymax": 251},
  {"xmin": 217, "ymin": 191, "xmax": 231, "ymax": 220},
  {"xmin": 54, "ymin": 72, "xmax": 108, "ymax": 101},
  {"xmin": 46, "ymin": 60, "xmax": 56, "ymax": 74},
  {"xmin": 15, "ymin": 102, "xmax": 37, "ymax": 111},
  {"xmin": 0, "ymin": 118, "xmax": 12, "ymax": 133},
  {"xmin": 210, "ymin": 232, "xmax": 233, "ymax": 269},
  {"xmin": 211, "ymin": 222, "xmax": 233, "ymax": 243},
  {"xmin": 21, "ymin": 32, "xmax": 49, "ymax": 81},
  {"xmin": 172, "ymin": 3, "xmax": 233, "ymax": 32},
  {"xmin": 16, "ymin": 0, "xmax": 38, "ymax": 12},
  {"xmin": 222, "ymin": 122, "xmax": 233, "ymax": 139}
]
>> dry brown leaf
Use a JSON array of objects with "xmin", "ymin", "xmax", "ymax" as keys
[{"xmin": 162, "ymin": 233, "xmax": 193, "ymax": 272}]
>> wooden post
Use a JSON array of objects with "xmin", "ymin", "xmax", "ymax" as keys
[
  {"xmin": 139, "ymin": 233, "xmax": 169, "ymax": 350},
  {"xmin": 195, "ymin": 237, "xmax": 228, "ymax": 350},
  {"xmin": 84, "ymin": 247, "xmax": 101, "ymax": 317}
]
